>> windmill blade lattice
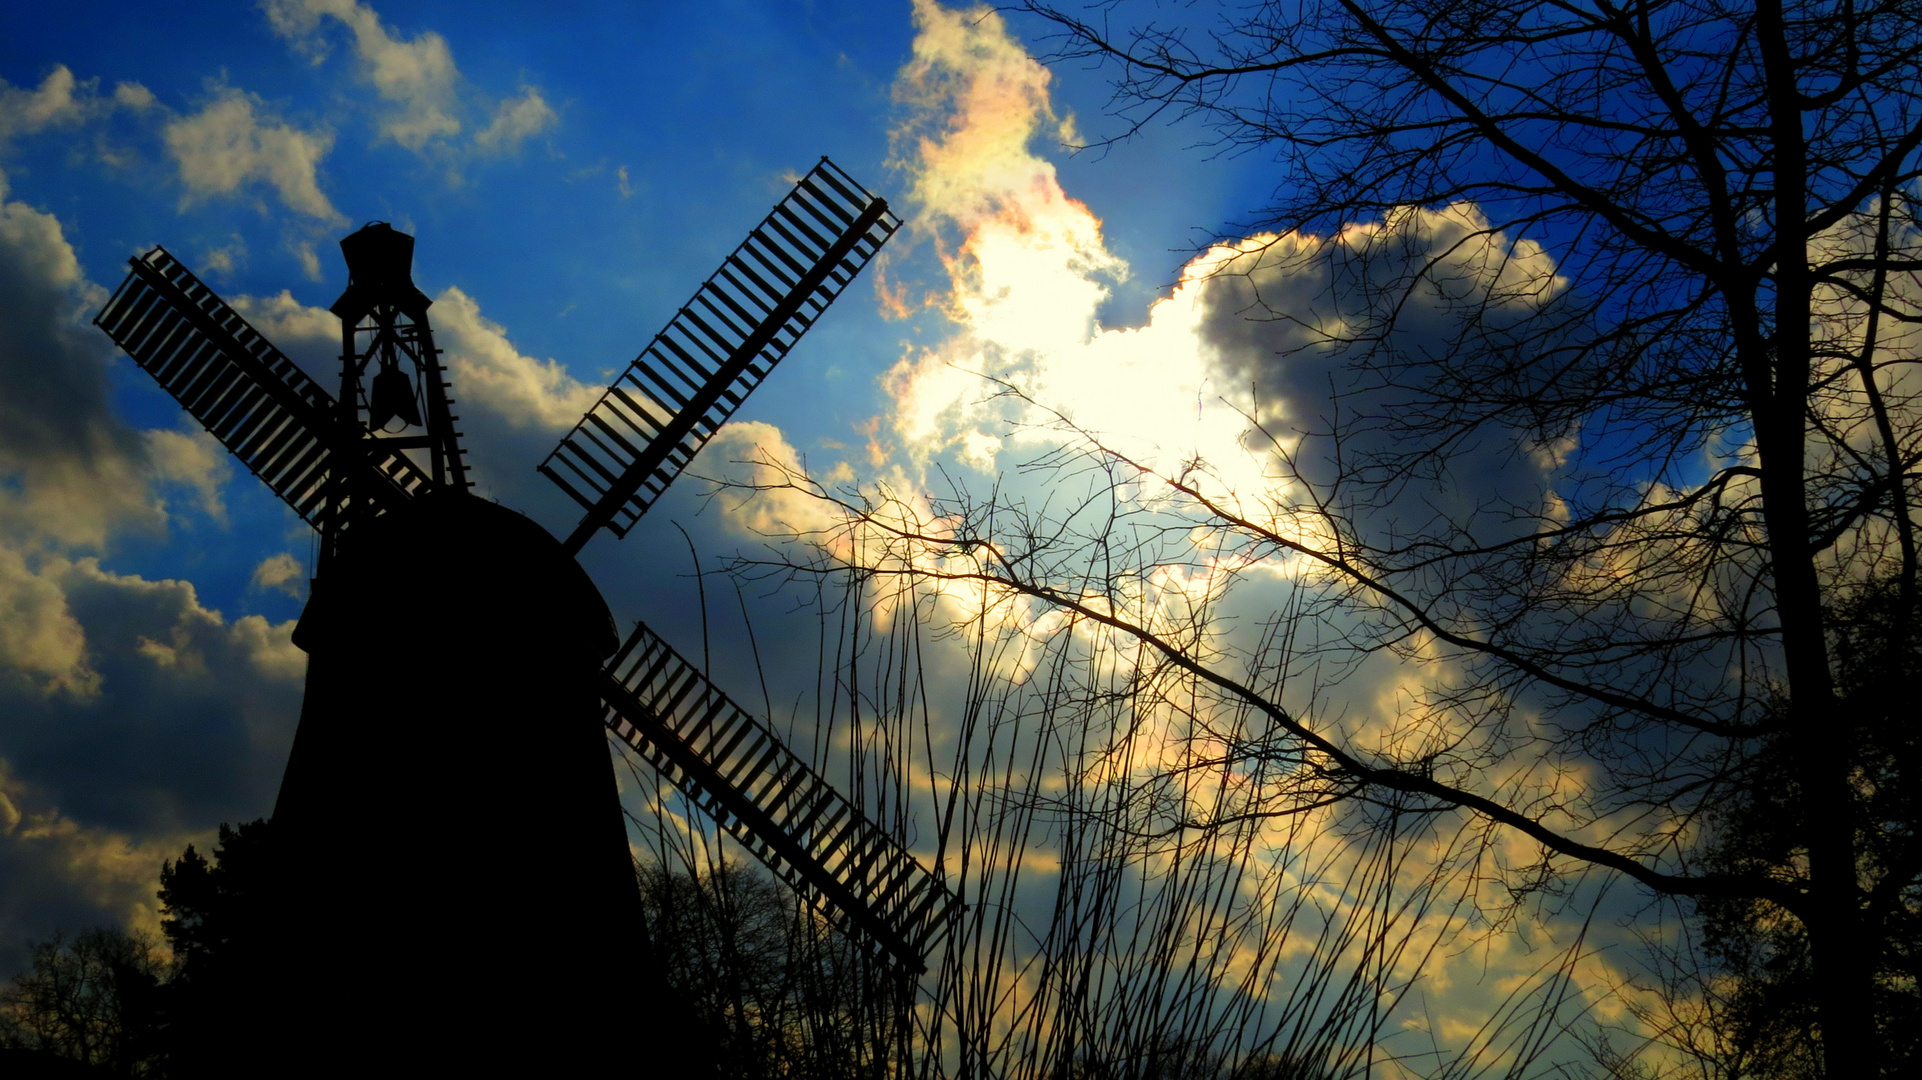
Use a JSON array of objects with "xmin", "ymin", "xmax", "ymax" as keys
[
  {"xmin": 604, "ymin": 621, "xmax": 955, "ymax": 971},
  {"xmin": 95, "ymin": 248, "xmax": 434, "ymax": 530},
  {"xmin": 543, "ymin": 158, "xmax": 901, "ymax": 552}
]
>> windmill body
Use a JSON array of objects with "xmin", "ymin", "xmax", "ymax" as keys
[
  {"xmin": 92, "ymin": 159, "xmax": 954, "ymax": 1069},
  {"xmin": 269, "ymin": 490, "xmax": 646, "ymax": 1069}
]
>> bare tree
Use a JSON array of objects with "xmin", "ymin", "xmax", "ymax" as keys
[
  {"xmin": 0, "ymin": 928, "xmax": 169, "ymax": 1077},
  {"xmin": 633, "ymin": 854, "xmax": 914, "ymax": 1080},
  {"xmin": 711, "ymin": 0, "xmax": 1921, "ymax": 1074}
]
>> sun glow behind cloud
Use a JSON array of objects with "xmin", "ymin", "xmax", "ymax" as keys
[
  {"xmin": 884, "ymin": 0, "xmax": 1274, "ymax": 500},
  {"xmin": 704, "ymin": 4, "xmax": 1677, "ymax": 1070}
]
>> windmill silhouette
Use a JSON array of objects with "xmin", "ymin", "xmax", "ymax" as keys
[{"xmin": 94, "ymin": 159, "xmax": 953, "ymax": 1070}]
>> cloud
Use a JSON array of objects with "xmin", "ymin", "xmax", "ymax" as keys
[
  {"xmin": 0, "ymin": 170, "xmax": 158, "ymax": 549},
  {"xmin": 163, "ymin": 86, "xmax": 341, "ymax": 222},
  {"xmin": 227, "ymin": 288, "xmax": 342, "ymax": 385},
  {"xmin": 0, "ymin": 186, "xmax": 310, "ymax": 978},
  {"xmin": 0, "ymin": 558, "xmax": 304, "ymax": 977},
  {"xmin": 261, "ymin": 0, "xmax": 556, "ymax": 157},
  {"xmin": 700, "ymin": 422, "xmax": 851, "ymax": 541},
  {"xmin": 0, "ymin": 761, "xmax": 201, "ymax": 975},
  {"xmin": 249, "ymin": 554, "xmax": 306, "ymax": 599},
  {"xmin": 893, "ymin": 0, "xmax": 1083, "ymax": 235},
  {"xmin": 882, "ymin": 3, "xmax": 1568, "ymax": 539},
  {"xmin": 239, "ymin": 281, "xmax": 600, "ymax": 436},
  {"xmin": 0, "ymin": 66, "xmax": 95, "ymax": 142},
  {"xmin": 197, "ymin": 233, "xmax": 248, "ymax": 277},
  {"xmin": 0, "ymin": 547, "xmax": 97, "ymax": 699},
  {"xmin": 1185, "ymin": 207, "xmax": 1570, "ymax": 536},
  {"xmin": 0, "ymin": 66, "xmax": 153, "ymax": 149},
  {"xmin": 430, "ymin": 286, "xmax": 600, "ymax": 432},
  {"xmin": 112, "ymin": 82, "xmax": 155, "ymax": 111},
  {"xmin": 144, "ymin": 427, "xmax": 234, "ymax": 524},
  {"xmin": 814, "ymin": 4, "xmax": 1656, "ymax": 1069},
  {"xmin": 883, "ymin": 1, "xmax": 1290, "ymax": 502},
  {"xmin": 474, "ymin": 88, "xmax": 556, "ymax": 154},
  {"xmin": 0, "ymin": 99, "xmax": 321, "ymax": 985},
  {"xmin": 0, "ymin": 557, "xmax": 305, "ymax": 829},
  {"xmin": 262, "ymin": 0, "xmax": 459, "ymax": 149},
  {"xmin": 1195, "ymin": 204, "xmax": 1565, "ymax": 423}
]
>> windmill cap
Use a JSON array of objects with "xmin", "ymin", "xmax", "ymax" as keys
[
  {"xmin": 340, "ymin": 222, "xmax": 415, "ymax": 289},
  {"xmin": 331, "ymin": 221, "xmax": 433, "ymax": 320},
  {"xmin": 293, "ymin": 490, "xmax": 619, "ymax": 661}
]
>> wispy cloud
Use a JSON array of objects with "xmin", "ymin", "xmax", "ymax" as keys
[
  {"xmin": 249, "ymin": 554, "xmax": 305, "ymax": 599},
  {"xmin": 163, "ymin": 85, "xmax": 341, "ymax": 222},
  {"xmin": 0, "ymin": 65, "xmax": 154, "ymax": 149},
  {"xmin": 474, "ymin": 87, "xmax": 556, "ymax": 154},
  {"xmin": 261, "ymin": 0, "xmax": 557, "ymax": 157},
  {"xmin": 430, "ymin": 285, "xmax": 600, "ymax": 431}
]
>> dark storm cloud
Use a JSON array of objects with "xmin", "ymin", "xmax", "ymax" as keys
[
  {"xmin": 0, "ymin": 178, "xmax": 305, "ymax": 978},
  {"xmin": 0, "ymin": 175, "xmax": 156, "ymax": 547},
  {"xmin": 1194, "ymin": 204, "xmax": 1572, "ymax": 540}
]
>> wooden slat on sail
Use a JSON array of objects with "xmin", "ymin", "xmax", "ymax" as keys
[{"xmin": 543, "ymin": 159, "xmax": 900, "ymax": 552}]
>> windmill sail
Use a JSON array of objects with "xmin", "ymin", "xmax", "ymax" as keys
[
  {"xmin": 603, "ymin": 621, "xmax": 956, "ymax": 971},
  {"xmin": 543, "ymin": 158, "xmax": 901, "ymax": 553},
  {"xmin": 95, "ymin": 248, "xmax": 434, "ymax": 530}
]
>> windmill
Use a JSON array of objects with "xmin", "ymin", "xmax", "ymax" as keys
[{"xmin": 94, "ymin": 159, "xmax": 954, "ymax": 1069}]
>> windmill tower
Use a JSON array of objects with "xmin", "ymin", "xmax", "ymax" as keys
[{"xmin": 94, "ymin": 159, "xmax": 953, "ymax": 1071}]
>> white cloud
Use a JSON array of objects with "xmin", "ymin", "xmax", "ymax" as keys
[
  {"xmin": 431, "ymin": 285, "xmax": 599, "ymax": 431},
  {"xmin": 0, "ymin": 65, "xmax": 119, "ymax": 143},
  {"xmin": 892, "ymin": 0, "xmax": 1084, "ymax": 236},
  {"xmin": 0, "ymin": 169, "xmax": 157, "ymax": 549},
  {"xmin": 228, "ymin": 287, "xmax": 338, "ymax": 339},
  {"xmin": 884, "ymin": 0, "xmax": 1277, "ymax": 497},
  {"xmin": 262, "ymin": 0, "xmax": 459, "ymax": 149},
  {"xmin": 228, "ymin": 288, "xmax": 343, "ymax": 384},
  {"xmin": 0, "ymin": 64, "xmax": 91, "ymax": 141},
  {"xmin": 0, "ymin": 165, "xmax": 311, "ymax": 982},
  {"xmin": 261, "ymin": 0, "xmax": 556, "ymax": 156},
  {"xmin": 144, "ymin": 427, "xmax": 234, "ymax": 524},
  {"xmin": 235, "ymin": 282, "xmax": 600, "ymax": 438},
  {"xmin": 249, "ymin": 554, "xmax": 305, "ymax": 599},
  {"xmin": 163, "ymin": 86, "xmax": 341, "ymax": 222},
  {"xmin": 803, "ymin": 4, "xmax": 1646, "ymax": 1070},
  {"xmin": 197, "ymin": 233, "xmax": 248, "ymax": 277},
  {"xmin": 112, "ymin": 82, "xmax": 155, "ymax": 111},
  {"xmin": 701, "ymin": 422, "xmax": 850, "ymax": 541},
  {"xmin": 0, "ymin": 65, "xmax": 152, "ymax": 178},
  {"xmin": 883, "ymin": 3, "xmax": 1568, "ymax": 536},
  {"xmin": 0, "ymin": 547, "xmax": 98, "ymax": 699},
  {"xmin": 474, "ymin": 87, "xmax": 556, "ymax": 154}
]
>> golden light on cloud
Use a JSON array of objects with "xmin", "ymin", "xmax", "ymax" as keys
[{"xmin": 884, "ymin": 4, "xmax": 1313, "ymax": 516}]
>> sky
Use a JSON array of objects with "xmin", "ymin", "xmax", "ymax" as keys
[
  {"xmin": 0, "ymin": 0, "xmax": 1271, "ymax": 970},
  {"xmin": 0, "ymin": 1, "xmax": 1677, "ymax": 1070}
]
